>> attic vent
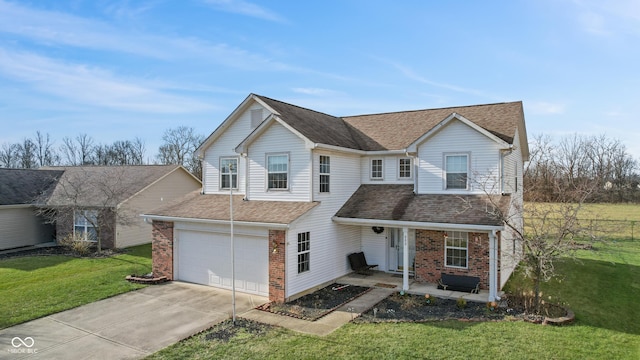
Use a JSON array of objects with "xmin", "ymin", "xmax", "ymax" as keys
[{"xmin": 251, "ymin": 109, "xmax": 263, "ymax": 128}]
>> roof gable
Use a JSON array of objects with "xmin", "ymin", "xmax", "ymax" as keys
[
  {"xmin": 406, "ymin": 113, "xmax": 510, "ymax": 152},
  {"xmin": 45, "ymin": 165, "xmax": 183, "ymax": 207}
]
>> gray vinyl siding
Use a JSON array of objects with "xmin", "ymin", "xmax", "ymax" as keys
[
  {"xmin": 0, "ymin": 207, "xmax": 54, "ymax": 250},
  {"xmin": 203, "ymin": 103, "xmax": 267, "ymax": 194},
  {"xmin": 360, "ymin": 156, "xmax": 414, "ymax": 184},
  {"xmin": 116, "ymin": 169, "xmax": 201, "ymax": 248},
  {"xmin": 285, "ymin": 151, "xmax": 362, "ymax": 298},
  {"xmin": 247, "ymin": 122, "xmax": 310, "ymax": 202},
  {"xmin": 416, "ymin": 120, "xmax": 502, "ymax": 194}
]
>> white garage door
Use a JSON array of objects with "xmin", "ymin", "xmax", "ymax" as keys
[{"xmin": 176, "ymin": 230, "xmax": 269, "ymax": 296}]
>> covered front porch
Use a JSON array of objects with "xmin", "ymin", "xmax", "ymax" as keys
[{"xmin": 337, "ymin": 271, "xmax": 494, "ymax": 303}]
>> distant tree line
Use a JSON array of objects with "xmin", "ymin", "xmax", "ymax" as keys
[
  {"xmin": 0, "ymin": 126, "xmax": 204, "ymax": 178},
  {"xmin": 525, "ymin": 133, "xmax": 640, "ymax": 203}
]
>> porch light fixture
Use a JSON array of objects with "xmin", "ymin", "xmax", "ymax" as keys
[
  {"xmin": 272, "ymin": 240, "xmax": 278, "ymax": 254},
  {"xmin": 372, "ymin": 226, "xmax": 384, "ymax": 234}
]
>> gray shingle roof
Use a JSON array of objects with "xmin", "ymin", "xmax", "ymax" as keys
[
  {"xmin": 335, "ymin": 184, "xmax": 510, "ymax": 227},
  {"xmin": 255, "ymin": 94, "xmax": 523, "ymax": 151},
  {"xmin": 44, "ymin": 165, "xmax": 182, "ymax": 207},
  {"xmin": 0, "ymin": 169, "xmax": 63, "ymax": 206},
  {"xmin": 146, "ymin": 190, "xmax": 319, "ymax": 224}
]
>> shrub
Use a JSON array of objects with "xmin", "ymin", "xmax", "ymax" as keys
[
  {"xmin": 58, "ymin": 233, "xmax": 92, "ymax": 256},
  {"xmin": 456, "ymin": 297, "xmax": 467, "ymax": 309}
]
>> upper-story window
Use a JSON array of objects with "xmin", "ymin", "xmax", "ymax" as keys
[
  {"xmin": 445, "ymin": 154, "xmax": 468, "ymax": 190},
  {"xmin": 370, "ymin": 158, "xmax": 383, "ymax": 180},
  {"xmin": 267, "ymin": 153, "xmax": 288, "ymax": 190},
  {"xmin": 220, "ymin": 157, "xmax": 238, "ymax": 189},
  {"xmin": 398, "ymin": 158, "xmax": 412, "ymax": 179},
  {"xmin": 319, "ymin": 155, "xmax": 330, "ymax": 193}
]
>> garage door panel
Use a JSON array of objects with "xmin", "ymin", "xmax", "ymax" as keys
[{"xmin": 176, "ymin": 230, "xmax": 268, "ymax": 296}]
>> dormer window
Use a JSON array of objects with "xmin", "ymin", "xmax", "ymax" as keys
[{"xmin": 445, "ymin": 154, "xmax": 469, "ymax": 190}]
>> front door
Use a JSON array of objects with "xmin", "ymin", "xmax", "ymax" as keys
[{"xmin": 388, "ymin": 228, "xmax": 415, "ymax": 272}]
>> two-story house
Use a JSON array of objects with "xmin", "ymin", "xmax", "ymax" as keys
[{"xmin": 144, "ymin": 94, "xmax": 528, "ymax": 303}]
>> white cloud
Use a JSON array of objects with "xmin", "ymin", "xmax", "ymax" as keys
[
  {"xmin": 292, "ymin": 87, "xmax": 342, "ymax": 96},
  {"xmin": 571, "ymin": 0, "xmax": 640, "ymax": 37},
  {"xmin": 0, "ymin": 0, "xmax": 294, "ymax": 71},
  {"xmin": 0, "ymin": 49, "xmax": 215, "ymax": 113},
  {"xmin": 527, "ymin": 101, "xmax": 566, "ymax": 115},
  {"xmin": 201, "ymin": 0, "xmax": 286, "ymax": 23}
]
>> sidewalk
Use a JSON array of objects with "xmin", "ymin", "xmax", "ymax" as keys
[{"xmin": 240, "ymin": 288, "xmax": 395, "ymax": 336}]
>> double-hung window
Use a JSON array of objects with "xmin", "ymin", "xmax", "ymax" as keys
[
  {"xmin": 445, "ymin": 154, "xmax": 468, "ymax": 190},
  {"xmin": 297, "ymin": 232, "xmax": 310, "ymax": 273},
  {"xmin": 74, "ymin": 210, "xmax": 98, "ymax": 242},
  {"xmin": 267, "ymin": 154, "xmax": 288, "ymax": 190},
  {"xmin": 399, "ymin": 158, "xmax": 411, "ymax": 179},
  {"xmin": 319, "ymin": 155, "xmax": 330, "ymax": 193},
  {"xmin": 370, "ymin": 159, "xmax": 383, "ymax": 179},
  {"xmin": 220, "ymin": 157, "xmax": 238, "ymax": 189},
  {"xmin": 445, "ymin": 231, "xmax": 468, "ymax": 268}
]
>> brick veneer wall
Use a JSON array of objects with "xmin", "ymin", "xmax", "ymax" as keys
[
  {"xmin": 54, "ymin": 207, "xmax": 116, "ymax": 249},
  {"xmin": 415, "ymin": 230, "xmax": 499, "ymax": 290},
  {"xmin": 152, "ymin": 220, "xmax": 174, "ymax": 280},
  {"xmin": 269, "ymin": 229, "xmax": 286, "ymax": 303}
]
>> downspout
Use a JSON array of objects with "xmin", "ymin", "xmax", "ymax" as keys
[
  {"xmin": 241, "ymin": 153, "xmax": 249, "ymax": 200},
  {"xmin": 402, "ymin": 227, "xmax": 409, "ymax": 291},
  {"xmin": 405, "ymin": 150, "xmax": 417, "ymax": 193},
  {"xmin": 489, "ymin": 229, "xmax": 499, "ymax": 301}
]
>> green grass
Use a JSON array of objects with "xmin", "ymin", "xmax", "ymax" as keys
[
  {"xmin": 149, "ymin": 236, "xmax": 640, "ymax": 359},
  {"xmin": 0, "ymin": 244, "xmax": 151, "ymax": 329}
]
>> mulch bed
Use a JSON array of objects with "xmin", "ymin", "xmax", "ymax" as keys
[
  {"xmin": 256, "ymin": 283, "xmax": 371, "ymax": 321},
  {"xmin": 204, "ymin": 319, "xmax": 274, "ymax": 343},
  {"xmin": 353, "ymin": 293, "xmax": 573, "ymax": 325}
]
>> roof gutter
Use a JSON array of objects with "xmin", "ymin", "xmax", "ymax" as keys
[
  {"xmin": 331, "ymin": 216, "xmax": 504, "ymax": 232},
  {"xmin": 140, "ymin": 214, "xmax": 290, "ymax": 229},
  {"xmin": 313, "ymin": 143, "xmax": 408, "ymax": 155}
]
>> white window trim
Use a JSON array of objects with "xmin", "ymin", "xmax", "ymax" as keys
[
  {"xmin": 444, "ymin": 231, "xmax": 468, "ymax": 269},
  {"xmin": 219, "ymin": 156, "xmax": 239, "ymax": 190},
  {"xmin": 266, "ymin": 152, "xmax": 290, "ymax": 191},
  {"xmin": 319, "ymin": 155, "xmax": 330, "ymax": 193},
  {"xmin": 398, "ymin": 157, "xmax": 412, "ymax": 179},
  {"xmin": 297, "ymin": 231, "xmax": 310, "ymax": 274},
  {"xmin": 370, "ymin": 158, "xmax": 384, "ymax": 180},
  {"xmin": 74, "ymin": 209, "xmax": 98, "ymax": 242},
  {"xmin": 443, "ymin": 153, "xmax": 470, "ymax": 190}
]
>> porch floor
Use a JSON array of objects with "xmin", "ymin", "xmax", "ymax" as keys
[{"xmin": 337, "ymin": 271, "xmax": 497, "ymax": 303}]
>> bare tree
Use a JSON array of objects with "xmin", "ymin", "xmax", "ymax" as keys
[
  {"xmin": 0, "ymin": 142, "xmax": 20, "ymax": 168},
  {"xmin": 17, "ymin": 138, "xmax": 38, "ymax": 168},
  {"xmin": 37, "ymin": 167, "xmax": 144, "ymax": 253},
  {"xmin": 34, "ymin": 131, "xmax": 59, "ymax": 167},
  {"xmin": 479, "ymin": 166, "xmax": 601, "ymax": 314},
  {"xmin": 156, "ymin": 126, "xmax": 204, "ymax": 178}
]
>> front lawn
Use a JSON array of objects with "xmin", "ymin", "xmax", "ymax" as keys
[
  {"xmin": 148, "ymin": 239, "xmax": 639, "ymax": 359},
  {"xmin": 0, "ymin": 244, "xmax": 151, "ymax": 329}
]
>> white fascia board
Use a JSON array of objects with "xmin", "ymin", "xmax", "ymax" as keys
[
  {"xmin": 331, "ymin": 216, "xmax": 504, "ymax": 232},
  {"xmin": 140, "ymin": 213, "xmax": 289, "ymax": 229},
  {"xmin": 313, "ymin": 143, "xmax": 407, "ymax": 156},
  {"xmin": 0, "ymin": 204, "xmax": 34, "ymax": 209},
  {"xmin": 235, "ymin": 115, "xmax": 315, "ymax": 154},
  {"xmin": 407, "ymin": 113, "xmax": 510, "ymax": 152},
  {"xmin": 196, "ymin": 94, "xmax": 258, "ymax": 158}
]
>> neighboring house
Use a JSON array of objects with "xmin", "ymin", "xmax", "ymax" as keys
[
  {"xmin": 0, "ymin": 169, "xmax": 63, "ymax": 250},
  {"xmin": 0, "ymin": 165, "xmax": 201, "ymax": 251},
  {"xmin": 144, "ymin": 94, "xmax": 529, "ymax": 303},
  {"xmin": 44, "ymin": 165, "xmax": 201, "ymax": 249}
]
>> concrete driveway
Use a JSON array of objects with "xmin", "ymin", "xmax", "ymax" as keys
[{"xmin": 0, "ymin": 282, "xmax": 267, "ymax": 359}]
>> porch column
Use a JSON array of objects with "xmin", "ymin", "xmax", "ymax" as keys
[
  {"xmin": 402, "ymin": 227, "xmax": 409, "ymax": 291},
  {"xmin": 489, "ymin": 230, "xmax": 498, "ymax": 301}
]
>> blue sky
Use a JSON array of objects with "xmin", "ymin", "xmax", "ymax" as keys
[{"xmin": 1, "ymin": 0, "xmax": 639, "ymax": 159}]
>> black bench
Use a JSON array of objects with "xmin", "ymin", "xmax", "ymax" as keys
[
  {"xmin": 348, "ymin": 252, "xmax": 378, "ymax": 275},
  {"xmin": 437, "ymin": 273, "xmax": 480, "ymax": 293}
]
